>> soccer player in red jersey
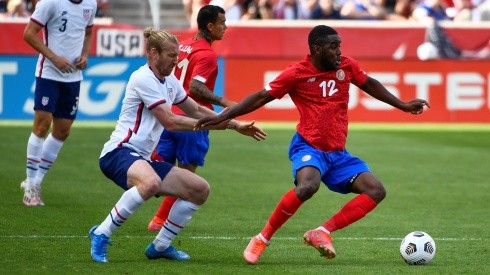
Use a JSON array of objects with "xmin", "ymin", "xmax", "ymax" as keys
[
  {"xmin": 195, "ymin": 25, "xmax": 431, "ymax": 264},
  {"xmin": 147, "ymin": 4, "xmax": 238, "ymax": 231}
]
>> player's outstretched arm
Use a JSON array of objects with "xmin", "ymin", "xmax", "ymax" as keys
[
  {"xmin": 360, "ymin": 76, "xmax": 430, "ymax": 114},
  {"xmin": 195, "ymin": 89, "xmax": 274, "ymax": 129}
]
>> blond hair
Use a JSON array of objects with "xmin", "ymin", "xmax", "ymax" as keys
[{"xmin": 143, "ymin": 27, "xmax": 179, "ymax": 54}]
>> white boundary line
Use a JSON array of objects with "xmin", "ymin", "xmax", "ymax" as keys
[{"xmin": 0, "ymin": 235, "xmax": 482, "ymax": 241}]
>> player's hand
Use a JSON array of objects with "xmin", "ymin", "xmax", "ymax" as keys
[
  {"xmin": 234, "ymin": 120, "xmax": 267, "ymax": 141},
  {"xmin": 74, "ymin": 56, "xmax": 88, "ymax": 70},
  {"xmin": 194, "ymin": 115, "xmax": 227, "ymax": 130},
  {"xmin": 52, "ymin": 55, "xmax": 76, "ymax": 74},
  {"xmin": 404, "ymin": 99, "xmax": 431, "ymax": 115}
]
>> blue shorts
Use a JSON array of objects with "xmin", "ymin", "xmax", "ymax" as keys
[
  {"xmin": 155, "ymin": 129, "xmax": 210, "ymax": 166},
  {"xmin": 99, "ymin": 146, "xmax": 174, "ymax": 190},
  {"xmin": 34, "ymin": 77, "xmax": 80, "ymax": 119},
  {"xmin": 288, "ymin": 133, "xmax": 370, "ymax": 194}
]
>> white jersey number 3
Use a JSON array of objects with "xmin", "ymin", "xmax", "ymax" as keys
[{"xmin": 319, "ymin": 80, "xmax": 338, "ymax": 97}]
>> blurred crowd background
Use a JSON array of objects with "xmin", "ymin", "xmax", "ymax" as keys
[{"xmin": 1, "ymin": 0, "xmax": 489, "ymax": 27}]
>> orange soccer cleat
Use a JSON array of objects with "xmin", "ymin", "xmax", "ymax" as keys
[
  {"xmin": 243, "ymin": 235, "xmax": 268, "ymax": 264},
  {"xmin": 303, "ymin": 229, "xmax": 336, "ymax": 259}
]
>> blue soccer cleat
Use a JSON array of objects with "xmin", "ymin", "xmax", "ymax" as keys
[
  {"xmin": 89, "ymin": 225, "xmax": 111, "ymax": 263},
  {"xmin": 145, "ymin": 243, "xmax": 190, "ymax": 261}
]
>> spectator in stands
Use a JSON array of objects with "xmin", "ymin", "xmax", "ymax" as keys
[
  {"xmin": 340, "ymin": 0, "xmax": 387, "ymax": 20},
  {"xmin": 3, "ymin": 0, "xmax": 31, "ymax": 17},
  {"xmin": 474, "ymin": 0, "xmax": 490, "ymax": 21},
  {"xmin": 381, "ymin": 0, "xmax": 417, "ymax": 20},
  {"xmin": 271, "ymin": 0, "xmax": 316, "ymax": 19},
  {"xmin": 393, "ymin": 0, "xmax": 417, "ymax": 19},
  {"xmin": 0, "ymin": 0, "xmax": 7, "ymax": 18},
  {"xmin": 309, "ymin": 0, "xmax": 342, "ymax": 19},
  {"xmin": 210, "ymin": 0, "xmax": 243, "ymax": 21},
  {"xmin": 185, "ymin": 0, "xmax": 211, "ymax": 28},
  {"xmin": 96, "ymin": 0, "xmax": 109, "ymax": 17},
  {"xmin": 241, "ymin": 0, "xmax": 273, "ymax": 19},
  {"xmin": 411, "ymin": 0, "xmax": 450, "ymax": 22}
]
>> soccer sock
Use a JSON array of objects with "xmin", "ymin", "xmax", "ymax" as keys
[
  {"xmin": 35, "ymin": 134, "xmax": 64, "ymax": 187},
  {"xmin": 153, "ymin": 199, "xmax": 199, "ymax": 251},
  {"xmin": 153, "ymin": 196, "xmax": 178, "ymax": 224},
  {"xmin": 95, "ymin": 187, "xmax": 144, "ymax": 237},
  {"xmin": 26, "ymin": 133, "xmax": 44, "ymax": 186},
  {"xmin": 260, "ymin": 188, "xmax": 303, "ymax": 241},
  {"xmin": 322, "ymin": 193, "xmax": 378, "ymax": 233}
]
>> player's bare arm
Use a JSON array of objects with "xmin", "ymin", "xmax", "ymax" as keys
[
  {"xmin": 189, "ymin": 79, "xmax": 236, "ymax": 107},
  {"xmin": 360, "ymin": 76, "xmax": 430, "ymax": 114},
  {"xmin": 151, "ymin": 102, "xmax": 229, "ymax": 131},
  {"xmin": 196, "ymin": 89, "xmax": 274, "ymax": 129},
  {"xmin": 179, "ymin": 97, "xmax": 266, "ymax": 140},
  {"xmin": 23, "ymin": 21, "xmax": 76, "ymax": 73},
  {"xmin": 75, "ymin": 27, "xmax": 94, "ymax": 70}
]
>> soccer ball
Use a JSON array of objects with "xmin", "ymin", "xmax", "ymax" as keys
[
  {"xmin": 417, "ymin": 42, "xmax": 440, "ymax": 60},
  {"xmin": 399, "ymin": 231, "xmax": 436, "ymax": 265}
]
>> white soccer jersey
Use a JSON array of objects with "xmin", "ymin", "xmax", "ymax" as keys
[
  {"xmin": 100, "ymin": 65, "xmax": 189, "ymax": 160},
  {"xmin": 31, "ymin": 0, "xmax": 97, "ymax": 82}
]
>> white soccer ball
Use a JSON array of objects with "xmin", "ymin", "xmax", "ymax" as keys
[
  {"xmin": 399, "ymin": 231, "xmax": 436, "ymax": 265},
  {"xmin": 417, "ymin": 42, "xmax": 440, "ymax": 60}
]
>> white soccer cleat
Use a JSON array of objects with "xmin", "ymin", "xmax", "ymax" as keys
[
  {"xmin": 20, "ymin": 180, "xmax": 41, "ymax": 206},
  {"xmin": 34, "ymin": 186, "xmax": 45, "ymax": 206}
]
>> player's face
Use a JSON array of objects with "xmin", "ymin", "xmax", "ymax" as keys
[
  {"xmin": 316, "ymin": 34, "xmax": 342, "ymax": 71},
  {"xmin": 209, "ymin": 13, "xmax": 227, "ymax": 40},
  {"xmin": 154, "ymin": 40, "xmax": 179, "ymax": 78}
]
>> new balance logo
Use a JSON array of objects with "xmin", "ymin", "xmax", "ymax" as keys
[
  {"xmin": 281, "ymin": 210, "xmax": 293, "ymax": 216},
  {"xmin": 307, "ymin": 77, "xmax": 316, "ymax": 82}
]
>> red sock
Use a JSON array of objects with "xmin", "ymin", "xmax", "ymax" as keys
[
  {"xmin": 153, "ymin": 196, "xmax": 178, "ymax": 223},
  {"xmin": 323, "ymin": 193, "xmax": 378, "ymax": 233},
  {"xmin": 261, "ymin": 189, "xmax": 303, "ymax": 240}
]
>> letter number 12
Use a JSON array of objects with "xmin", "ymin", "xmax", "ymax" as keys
[{"xmin": 319, "ymin": 80, "xmax": 338, "ymax": 97}]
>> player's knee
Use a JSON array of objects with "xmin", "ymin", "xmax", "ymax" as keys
[
  {"xmin": 142, "ymin": 177, "xmax": 161, "ymax": 197},
  {"xmin": 369, "ymin": 183, "xmax": 386, "ymax": 203},
  {"xmin": 190, "ymin": 179, "xmax": 210, "ymax": 205},
  {"xmin": 51, "ymin": 129, "xmax": 71, "ymax": 141},
  {"xmin": 295, "ymin": 181, "xmax": 320, "ymax": 201},
  {"xmin": 32, "ymin": 125, "xmax": 49, "ymax": 138}
]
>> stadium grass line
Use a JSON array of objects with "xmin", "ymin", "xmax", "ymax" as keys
[
  {"xmin": 0, "ymin": 235, "xmax": 482, "ymax": 241},
  {"xmin": 1, "ymin": 120, "xmax": 490, "ymax": 131}
]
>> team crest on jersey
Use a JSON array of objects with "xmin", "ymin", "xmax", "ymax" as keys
[
  {"xmin": 83, "ymin": 9, "xmax": 91, "ymax": 21},
  {"xmin": 167, "ymin": 88, "xmax": 174, "ymax": 99},
  {"xmin": 42, "ymin": 96, "xmax": 49, "ymax": 106},
  {"xmin": 336, "ymin": 69, "xmax": 345, "ymax": 81}
]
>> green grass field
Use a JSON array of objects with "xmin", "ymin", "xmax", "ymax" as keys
[{"xmin": 1, "ymin": 122, "xmax": 489, "ymax": 274}]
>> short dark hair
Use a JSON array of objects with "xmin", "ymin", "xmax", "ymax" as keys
[
  {"xmin": 197, "ymin": 5, "xmax": 225, "ymax": 31},
  {"xmin": 308, "ymin": 25, "xmax": 338, "ymax": 48}
]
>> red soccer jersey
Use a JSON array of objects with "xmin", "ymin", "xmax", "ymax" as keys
[
  {"xmin": 267, "ymin": 55, "xmax": 367, "ymax": 152},
  {"xmin": 172, "ymin": 37, "xmax": 218, "ymax": 115}
]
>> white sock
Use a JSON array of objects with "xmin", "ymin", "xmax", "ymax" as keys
[
  {"xmin": 257, "ymin": 233, "xmax": 270, "ymax": 244},
  {"xmin": 95, "ymin": 187, "xmax": 145, "ymax": 237},
  {"xmin": 153, "ymin": 199, "xmax": 199, "ymax": 251},
  {"xmin": 316, "ymin": 226, "xmax": 331, "ymax": 234},
  {"xmin": 35, "ymin": 133, "xmax": 63, "ymax": 187},
  {"xmin": 26, "ymin": 133, "xmax": 44, "ymax": 186}
]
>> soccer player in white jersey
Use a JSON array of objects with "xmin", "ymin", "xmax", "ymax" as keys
[
  {"xmin": 21, "ymin": 0, "xmax": 97, "ymax": 206},
  {"xmin": 88, "ymin": 27, "xmax": 266, "ymax": 263}
]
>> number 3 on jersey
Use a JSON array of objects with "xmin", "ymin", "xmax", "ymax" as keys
[{"xmin": 319, "ymin": 80, "xmax": 338, "ymax": 97}]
